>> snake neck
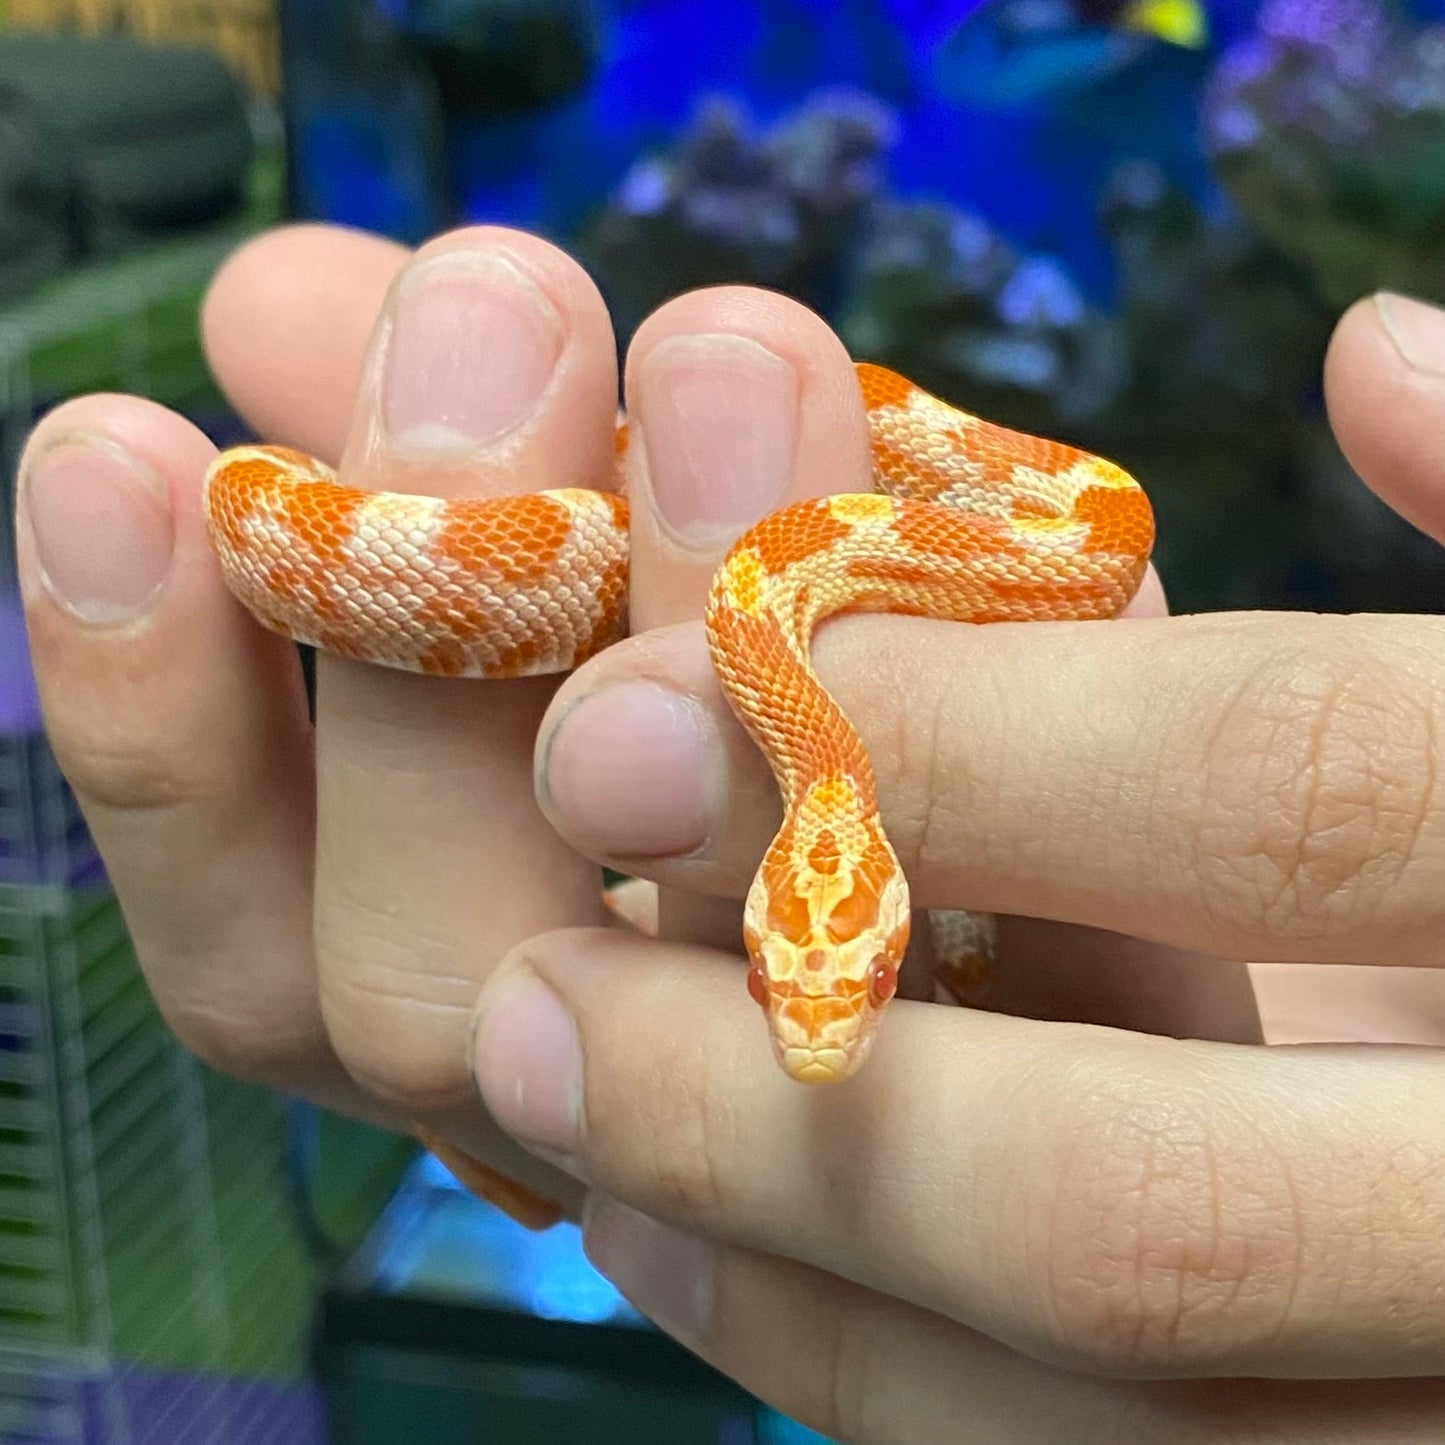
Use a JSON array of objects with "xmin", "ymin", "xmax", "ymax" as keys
[{"xmin": 707, "ymin": 503, "xmax": 913, "ymax": 1081}]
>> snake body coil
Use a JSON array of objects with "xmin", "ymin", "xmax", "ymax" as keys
[{"xmin": 205, "ymin": 361, "xmax": 1154, "ymax": 1225}]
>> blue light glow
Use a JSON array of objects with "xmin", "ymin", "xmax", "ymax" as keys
[
  {"xmin": 757, "ymin": 1409, "xmax": 838, "ymax": 1445},
  {"xmin": 387, "ymin": 1154, "xmax": 643, "ymax": 1326}
]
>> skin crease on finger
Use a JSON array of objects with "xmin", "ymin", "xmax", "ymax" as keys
[{"xmin": 619, "ymin": 1226, "xmax": 1445, "ymax": 1445}]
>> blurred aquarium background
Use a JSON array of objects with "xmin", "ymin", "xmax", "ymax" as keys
[{"xmin": 1, "ymin": 0, "xmax": 1444, "ymax": 1441}]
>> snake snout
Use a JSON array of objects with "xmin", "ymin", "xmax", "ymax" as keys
[
  {"xmin": 780, "ymin": 1046, "xmax": 856, "ymax": 1085},
  {"xmin": 766, "ymin": 989, "xmax": 876, "ymax": 1084}
]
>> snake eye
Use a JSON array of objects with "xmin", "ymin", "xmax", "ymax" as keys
[
  {"xmin": 867, "ymin": 958, "xmax": 898, "ymax": 1008},
  {"xmin": 747, "ymin": 962, "xmax": 770, "ymax": 1009}
]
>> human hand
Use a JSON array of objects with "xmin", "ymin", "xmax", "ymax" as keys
[
  {"xmin": 457, "ymin": 292, "xmax": 1445, "ymax": 1440},
  {"xmin": 21, "ymin": 215, "xmax": 1445, "ymax": 1438},
  {"xmin": 19, "ymin": 220, "xmax": 1036, "ymax": 1226}
]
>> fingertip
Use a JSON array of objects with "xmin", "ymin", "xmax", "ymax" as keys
[
  {"xmin": 625, "ymin": 284, "xmax": 861, "ymax": 407},
  {"xmin": 537, "ymin": 676, "xmax": 716, "ymax": 860},
  {"xmin": 16, "ymin": 393, "xmax": 306, "ymax": 801},
  {"xmin": 413, "ymin": 224, "xmax": 617, "ymax": 363},
  {"xmin": 623, "ymin": 285, "xmax": 873, "ymax": 629},
  {"xmin": 1321, "ymin": 294, "xmax": 1378, "ymax": 394},
  {"xmin": 469, "ymin": 952, "xmax": 585, "ymax": 1165},
  {"xmin": 534, "ymin": 620, "xmax": 778, "ymax": 884},
  {"xmin": 335, "ymin": 224, "xmax": 620, "ymax": 499},
  {"xmin": 19, "ymin": 433, "xmax": 173, "ymax": 631},
  {"xmin": 203, "ymin": 223, "xmax": 410, "ymax": 459},
  {"xmin": 1324, "ymin": 292, "xmax": 1445, "ymax": 545},
  {"xmin": 17, "ymin": 396, "xmax": 216, "ymax": 635},
  {"xmin": 22, "ymin": 391, "xmax": 217, "ymax": 488}
]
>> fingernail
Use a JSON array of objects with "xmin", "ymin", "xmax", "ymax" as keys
[
  {"xmin": 19, "ymin": 435, "xmax": 173, "ymax": 625},
  {"xmin": 583, "ymin": 1197, "xmax": 715, "ymax": 1347},
  {"xmin": 539, "ymin": 682, "xmax": 715, "ymax": 857},
  {"xmin": 382, "ymin": 250, "xmax": 565, "ymax": 452},
  {"xmin": 1375, "ymin": 292, "xmax": 1445, "ymax": 376},
  {"xmin": 473, "ymin": 966, "xmax": 584, "ymax": 1162},
  {"xmin": 638, "ymin": 333, "xmax": 800, "ymax": 549}
]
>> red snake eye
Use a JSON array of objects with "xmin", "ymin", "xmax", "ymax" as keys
[
  {"xmin": 747, "ymin": 963, "xmax": 770, "ymax": 1009},
  {"xmin": 867, "ymin": 958, "xmax": 898, "ymax": 1008}
]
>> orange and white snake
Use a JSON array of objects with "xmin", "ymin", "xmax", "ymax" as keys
[{"xmin": 204, "ymin": 361, "xmax": 1154, "ymax": 1226}]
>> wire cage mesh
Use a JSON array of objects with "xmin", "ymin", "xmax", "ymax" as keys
[
  {"xmin": 0, "ymin": 221, "xmax": 338, "ymax": 1441},
  {"xmin": 2, "ymin": 1354, "xmax": 331, "ymax": 1444}
]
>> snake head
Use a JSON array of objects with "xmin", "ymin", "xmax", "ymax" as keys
[{"xmin": 742, "ymin": 810, "xmax": 911, "ymax": 1084}]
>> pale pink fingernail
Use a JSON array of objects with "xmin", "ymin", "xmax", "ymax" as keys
[
  {"xmin": 538, "ymin": 681, "xmax": 716, "ymax": 857},
  {"xmin": 638, "ymin": 333, "xmax": 800, "ymax": 550},
  {"xmin": 382, "ymin": 249, "xmax": 564, "ymax": 452},
  {"xmin": 1376, "ymin": 292, "xmax": 1445, "ymax": 377},
  {"xmin": 19, "ymin": 435, "xmax": 174, "ymax": 625},
  {"xmin": 583, "ymin": 1196, "xmax": 715, "ymax": 1347},
  {"xmin": 473, "ymin": 967, "xmax": 583, "ymax": 1160}
]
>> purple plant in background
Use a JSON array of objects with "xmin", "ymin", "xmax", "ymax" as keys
[
  {"xmin": 576, "ymin": 53, "xmax": 1445, "ymax": 615},
  {"xmin": 583, "ymin": 90, "xmax": 1128, "ymax": 433},
  {"xmin": 578, "ymin": 91, "xmax": 896, "ymax": 345},
  {"xmin": 1204, "ymin": 0, "xmax": 1445, "ymax": 307},
  {"xmin": 1255, "ymin": 0, "xmax": 1393, "ymax": 69},
  {"xmin": 1204, "ymin": 0, "xmax": 1392, "ymax": 149},
  {"xmin": 838, "ymin": 201, "xmax": 1127, "ymax": 433}
]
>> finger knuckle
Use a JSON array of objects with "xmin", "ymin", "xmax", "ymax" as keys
[
  {"xmin": 706, "ymin": 1254, "xmax": 876, "ymax": 1445},
  {"xmin": 49, "ymin": 724, "xmax": 196, "ymax": 816},
  {"xmin": 759, "ymin": 1270, "xmax": 866, "ymax": 1443},
  {"xmin": 160, "ymin": 991, "xmax": 319, "ymax": 1089},
  {"xmin": 871, "ymin": 624, "xmax": 1002, "ymax": 891},
  {"xmin": 813, "ymin": 1306, "xmax": 877, "ymax": 1445},
  {"xmin": 1190, "ymin": 627, "xmax": 1442, "ymax": 948},
  {"xmin": 1033, "ymin": 1049, "xmax": 1303, "ymax": 1375}
]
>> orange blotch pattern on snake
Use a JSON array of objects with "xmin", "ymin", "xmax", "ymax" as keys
[
  {"xmin": 204, "ymin": 369, "xmax": 1152, "ymax": 1092},
  {"xmin": 205, "ymin": 447, "xmax": 630, "ymax": 678}
]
